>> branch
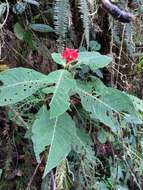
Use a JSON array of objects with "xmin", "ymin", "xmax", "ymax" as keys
[{"xmin": 101, "ymin": 0, "xmax": 135, "ymax": 23}]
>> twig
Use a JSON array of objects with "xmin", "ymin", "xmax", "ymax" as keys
[
  {"xmin": 101, "ymin": 0, "xmax": 135, "ymax": 23},
  {"xmin": 0, "ymin": 0, "xmax": 9, "ymax": 29},
  {"xmin": 9, "ymin": 107, "xmax": 29, "ymax": 129},
  {"xmin": 115, "ymin": 24, "xmax": 126, "ymax": 87},
  {"xmin": 81, "ymin": 160, "xmax": 88, "ymax": 187},
  {"xmin": 25, "ymin": 155, "xmax": 44, "ymax": 190},
  {"xmin": 50, "ymin": 171, "xmax": 56, "ymax": 190}
]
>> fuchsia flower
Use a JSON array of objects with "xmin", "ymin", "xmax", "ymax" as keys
[{"xmin": 61, "ymin": 48, "xmax": 78, "ymax": 64}]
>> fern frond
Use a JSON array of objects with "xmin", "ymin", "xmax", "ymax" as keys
[
  {"xmin": 79, "ymin": 0, "xmax": 90, "ymax": 47},
  {"xmin": 124, "ymin": 23, "xmax": 135, "ymax": 56},
  {"xmin": 54, "ymin": 0, "xmax": 70, "ymax": 50},
  {"xmin": 55, "ymin": 160, "xmax": 70, "ymax": 190},
  {"xmin": 88, "ymin": 0, "xmax": 97, "ymax": 13}
]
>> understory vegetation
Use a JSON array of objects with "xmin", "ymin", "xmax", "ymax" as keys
[{"xmin": 0, "ymin": 0, "xmax": 143, "ymax": 189}]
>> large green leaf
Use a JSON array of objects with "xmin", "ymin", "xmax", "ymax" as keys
[
  {"xmin": 51, "ymin": 51, "xmax": 112, "ymax": 70},
  {"xmin": 76, "ymin": 52, "xmax": 112, "ymax": 71},
  {"xmin": 32, "ymin": 106, "xmax": 94, "ymax": 178},
  {"xmin": 42, "ymin": 69, "xmax": 76, "ymax": 118},
  {"xmin": 32, "ymin": 106, "xmax": 77, "ymax": 178},
  {"xmin": 0, "ymin": 67, "xmax": 48, "ymax": 106},
  {"xmin": 76, "ymin": 78, "xmax": 136, "ymax": 132}
]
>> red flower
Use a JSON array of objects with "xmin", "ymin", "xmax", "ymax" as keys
[{"xmin": 61, "ymin": 48, "xmax": 78, "ymax": 64}]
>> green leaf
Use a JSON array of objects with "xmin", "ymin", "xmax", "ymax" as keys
[
  {"xmin": 79, "ymin": 47, "xmax": 87, "ymax": 52},
  {"xmin": 116, "ymin": 185, "xmax": 129, "ymax": 190},
  {"xmin": 75, "ymin": 78, "xmax": 136, "ymax": 132},
  {"xmin": 0, "ymin": 67, "xmax": 49, "ymax": 106},
  {"xmin": 74, "ymin": 128, "xmax": 96, "ymax": 164},
  {"xmin": 23, "ymin": 0, "xmax": 39, "ymax": 6},
  {"xmin": 97, "ymin": 182, "xmax": 108, "ymax": 190},
  {"xmin": 30, "ymin": 24, "xmax": 54, "ymax": 32},
  {"xmin": 129, "ymin": 95, "xmax": 143, "ymax": 114},
  {"xmin": 97, "ymin": 129, "xmax": 107, "ymax": 144},
  {"xmin": 0, "ymin": 3, "xmax": 6, "ymax": 18},
  {"xmin": 43, "ymin": 69, "xmax": 76, "ymax": 118},
  {"xmin": 31, "ymin": 106, "xmax": 77, "ymax": 178},
  {"xmin": 76, "ymin": 52, "xmax": 112, "ymax": 71},
  {"xmin": 32, "ymin": 106, "xmax": 95, "ymax": 178},
  {"xmin": 14, "ymin": 23, "xmax": 34, "ymax": 49},
  {"xmin": 139, "ymin": 5, "xmax": 143, "ymax": 15},
  {"xmin": 51, "ymin": 53, "xmax": 66, "ymax": 65},
  {"xmin": 24, "ymin": 31, "xmax": 34, "ymax": 49},
  {"xmin": 89, "ymin": 40, "xmax": 101, "ymax": 51},
  {"xmin": 124, "ymin": 94, "xmax": 143, "ymax": 124},
  {"xmin": 14, "ymin": 22, "xmax": 25, "ymax": 40}
]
